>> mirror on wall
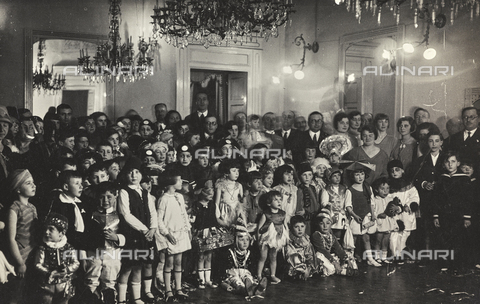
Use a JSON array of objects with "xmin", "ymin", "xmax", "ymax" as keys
[
  {"xmin": 24, "ymin": 30, "xmax": 109, "ymax": 118},
  {"xmin": 338, "ymin": 25, "xmax": 404, "ymax": 132}
]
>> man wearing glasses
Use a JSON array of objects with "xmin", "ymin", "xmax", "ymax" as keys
[
  {"xmin": 200, "ymin": 115, "xmax": 221, "ymax": 147},
  {"xmin": 444, "ymin": 106, "xmax": 480, "ymax": 162}
]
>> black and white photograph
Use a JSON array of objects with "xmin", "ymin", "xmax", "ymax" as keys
[{"xmin": 0, "ymin": 0, "xmax": 480, "ymax": 303}]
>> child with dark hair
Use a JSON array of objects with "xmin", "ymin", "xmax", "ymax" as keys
[
  {"xmin": 432, "ymin": 151, "xmax": 475, "ymax": 274},
  {"xmin": 80, "ymin": 181, "xmax": 126, "ymax": 304},
  {"xmin": 285, "ymin": 215, "xmax": 319, "ymax": 280},
  {"xmin": 192, "ymin": 187, "xmax": 219, "ymax": 289},
  {"xmin": 256, "ymin": 191, "xmax": 289, "ymax": 284},
  {"xmin": 387, "ymin": 159, "xmax": 420, "ymax": 263},
  {"xmin": 243, "ymin": 171, "xmax": 265, "ymax": 231},
  {"xmin": 157, "ymin": 170, "xmax": 191, "ymax": 301},
  {"xmin": 321, "ymin": 167, "xmax": 348, "ymax": 240},
  {"xmin": 296, "ymin": 162, "xmax": 320, "ymax": 235},
  {"xmin": 215, "ymin": 160, "xmax": 245, "ymax": 228},
  {"xmin": 33, "ymin": 213, "xmax": 80, "ymax": 304},
  {"xmin": 344, "ymin": 165, "xmax": 380, "ymax": 267},
  {"xmin": 311, "ymin": 209, "xmax": 356, "ymax": 277},
  {"xmin": 371, "ymin": 177, "xmax": 396, "ymax": 264},
  {"xmin": 273, "ymin": 165, "xmax": 299, "ymax": 223},
  {"xmin": 117, "ymin": 157, "xmax": 157, "ymax": 304},
  {"xmin": 96, "ymin": 141, "xmax": 114, "ymax": 161}
]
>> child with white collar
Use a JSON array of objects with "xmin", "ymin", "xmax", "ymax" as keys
[{"xmin": 33, "ymin": 213, "xmax": 80, "ymax": 304}]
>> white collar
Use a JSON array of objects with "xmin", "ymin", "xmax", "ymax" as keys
[
  {"xmin": 465, "ymin": 128, "xmax": 477, "ymax": 136},
  {"xmin": 283, "ymin": 129, "xmax": 291, "ymax": 135},
  {"xmin": 265, "ymin": 130, "xmax": 275, "ymax": 135},
  {"xmin": 44, "ymin": 236, "xmax": 68, "ymax": 249},
  {"xmin": 59, "ymin": 193, "xmax": 81, "ymax": 204},
  {"xmin": 198, "ymin": 110, "xmax": 208, "ymax": 117},
  {"xmin": 128, "ymin": 184, "xmax": 142, "ymax": 190},
  {"xmin": 309, "ymin": 130, "xmax": 320, "ymax": 136}
]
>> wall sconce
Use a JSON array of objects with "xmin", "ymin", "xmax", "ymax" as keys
[
  {"xmin": 402, "ymin": 7, "xmax": 440, "ymax": 60},
  {"xmin": 283, "ymin": 34, "xmax": 319, "ymax": 80}
]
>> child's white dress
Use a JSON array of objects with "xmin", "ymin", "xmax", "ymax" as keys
[
  {"xmin": 216, "ymin": 180, "xmax": 244, "ymax": 227},
  {"xmin": 157, "ymin": 192, "xmax": 192, "ymax": 254},
  {"xmin": 273, "ymin": 183, "xmax": 298, "ymax": 223},
  {"xmin": 371, "ymin": 194, "xmax": 398, "ymax": 233}
]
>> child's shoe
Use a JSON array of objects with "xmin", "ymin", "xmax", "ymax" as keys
[
  {"xmin": 206, "ymin": 281, "xmax": 218, "ymax": 288},
  {"xmin": 245, "ymin": 277, "xmax": 255, "ymax": 297},
  {"xmin": 198, "ymin": 280, "xmax": 206, "ymax": 289},
  {"xmin": 367, "ymin": 259, "xmax": 382, "ymax": 267},
  {"xmin": 254, "ymin": 277, "xmax": 268, "ymax": 298},
  {"xmin": 269, "ymin": 275, "xmax": 281, "ymax": 284},
  {"xmin": 175, "ymin": 289, "xmax": 189, "ymax": 301}
]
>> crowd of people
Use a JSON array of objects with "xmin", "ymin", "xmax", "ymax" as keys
[{"xmin": 0, "ymin": 93, "xmax": 479, "ymax": 304}]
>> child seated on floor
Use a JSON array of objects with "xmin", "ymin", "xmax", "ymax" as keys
[
  {"xmin": 311, "ymin": 209, "xmax": 357, "ymax": 277},
  {"xmin": 285, "ymin": 215, "xmax": 319, "ymax": 280},
  {"xmin": 220, "ymin": 222, "xmax": 268, "ymax": 300}
]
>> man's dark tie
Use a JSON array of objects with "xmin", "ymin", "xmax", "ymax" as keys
[
  {"xmin": 313, "ymin": 134, "xmax": 318, "ymax": 146},
  {"xmin": 283, "ymin": 132, "xmax": 288, "ymax": 140},
  {"xmin": 467, "ymin": 131, "xmax": 471, "ymax": 140}
]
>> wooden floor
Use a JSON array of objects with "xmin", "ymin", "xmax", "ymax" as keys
[{"xmin": 184, "ymin": 263, "xmax": 480, "ymax": 304}]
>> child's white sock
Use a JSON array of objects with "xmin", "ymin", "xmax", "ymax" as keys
[
  {"xmin": 198, "ymin": 269, "xmax": 205, "ymax": 282},
  {"xmin": 131, "ymin": 281, "xmax": 144, "ymax": 304},
  {"xmin": 117, "ymin": 283, "xmax": 128, "ymax": 302},
  {"xmin": 143, "ymin": 278, "xmax": 152, "ymax": 294},
  {"xmin": 382, "ymin": 250, "xmax": 388, "ymax": 260},
  {"xmin": 205, "ymin": 269, "xmax": 211, "ymax": 282}
]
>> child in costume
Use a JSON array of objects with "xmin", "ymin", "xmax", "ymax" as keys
[
  {"xmin": 321, "ymin": 167, "xmax": 348, "ymax": 240},
  {"xmin": 33, "ymin": 213, "xmax": 80, "ymax": 304},
  {"xmin": 370, "ymin": 177, "xmax": 397, "ymax": 264},
  {"xmin": 193, "ymin": 187, "xmax": 219, "ymax": 289},
  {"xmin": 215, "ymin": 160, "xmax": 245, "ymax": 228},
  {"xmin": 387, "ymin": 159, "xmax": 420, "ymax": 263},
  {"xmin": 285, "ymin": 215, "xmax": 319, "ymax": 280},
  {"xmin": 220, "ymin": 221, "xmax": 268, "ymax": 299},
  {"xmin": 273, "ymin": 165, "xmax": 299, "ymax": 223},
  {"xmin": 311, "ymin": 209, "xmax": 357, "ymax": 277},
  {"xmin": 296, "ymin": 163, "xmax": 320, "ymax": 236},
  {"xmin": 256, "ymin": 191, "xmax": 289, "ymax": 284}
]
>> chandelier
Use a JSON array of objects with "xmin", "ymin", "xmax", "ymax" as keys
[
  {"xmin": 150, "ymin": 0, "xmax": 296, "ymax": 49},
  {"xmin": 78, "ymin": 0, "xmax": 155, "ymax": 83},
  {"xmin": 335, "ymin": 0, "xmax": 479, "ymax": 25},
  {"xmin": 33, "ymin": 39, "xmax": 66, "ymax": 94}
]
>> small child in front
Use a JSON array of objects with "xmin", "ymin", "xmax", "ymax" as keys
[
  {"xmin": 311, "ymin": 209, "xmax": 355, "ymax": 277},
  {"xmin": 33, "ymin": 213, "xmax": 80, "ymax": 304},
  {"xmin": 285, "ymin": 215, "xmax": 319, "ymax": 280}
]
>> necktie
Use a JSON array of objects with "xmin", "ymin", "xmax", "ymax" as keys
[
  {"xmin": 467, "ymin": 131, "xmax": 471, "ymax": 139},
  {"xmin": 313, "ymin": 134, "xmax": 318, "ymax": 145},
  {"xmin": 283, "ymin": 132, "xmax": 288, "ymax": 140}
]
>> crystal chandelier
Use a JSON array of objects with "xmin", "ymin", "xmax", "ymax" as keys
[
  {"xmin": 150, "ymin": 0, "xmax": 296, "ymax": 49},
  {"xmin": 335, "ymin": 0, "xmax": 479, "ymax": 26},
  {"xmin": 78, "ymin": 0, "xmax": 155, "ymax": 83},
  {"xmin": 33, "ymin": 39, "xmax": 66, "ymax": 94}
]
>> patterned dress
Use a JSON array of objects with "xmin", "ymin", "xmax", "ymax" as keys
[{"xmin": 258, "ymin": 209, "xmax": 289, "ymax": 250}]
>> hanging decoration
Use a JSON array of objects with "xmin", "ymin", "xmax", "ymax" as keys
[
  {"xmin": 78, "ymin": 0, "xmax": 155, "ymax": 83},
  {"xmin": 334, "ymin": 0, "xmax": 479, "ymax": 26},
  {"xmin": 150, "ymin": 0, "xmax": 296, "ymax": 49},
  {"xmin": 32, "ymin": 39, "xmax": 66, "ymax": 95}
]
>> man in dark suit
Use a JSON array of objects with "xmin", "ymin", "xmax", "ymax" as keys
[
  {"xmin": 200, "ymin": 115, "xmax": 221, "ymax": 147},
  {"xmin": 411, "ymin": 131, "xmax": 444, "ymax": 255},
  {"xmin": 260, "ymin": 112, "xmax": 284, "ymax": 150},
  {"xmin": 275, "ymin": 110, "xmax": 300, "ymax": 152},
  {"xmin": 444, "ymin": 107, "xmax": 480, "ymax": 164},
  {"xmin": 154, "ymin": 103, "xmax": 167, "ymax": 132},
  {"xmin": 292, "ymin": 111, "xmax": 327, "ymax": 164},
  {"xmin": 185, "ymin": 92, "xmax": 214, "ymax": 133}
]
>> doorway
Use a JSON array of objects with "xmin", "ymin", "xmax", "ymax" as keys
[{"xmin": 190, "ymin": 69, "xmax": 247, "ymax": 124}]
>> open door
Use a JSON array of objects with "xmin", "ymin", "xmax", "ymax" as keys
[{"xmin": 228, "ymin": 72, "xmax": 247, "ymax": 121}]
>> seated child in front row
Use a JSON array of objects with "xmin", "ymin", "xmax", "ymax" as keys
[
  {"xmin": 285, "ymin": 215, "xmax": 319, "ymax": 280},
  {"xmin": 311, "ymin": 209, "xmax": 357, "ymax": 277},
  {"xmin": 34, "ymin": 213, "xmax": 80, "ymax": 304},
  {"xmin": 220, "ymin": 224, "xmax": 268, "ymax": 299}
]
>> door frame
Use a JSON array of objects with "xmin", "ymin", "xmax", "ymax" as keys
[{"xmin": 176, "ymin": 45, "xmax": 262, "ymax": 119}]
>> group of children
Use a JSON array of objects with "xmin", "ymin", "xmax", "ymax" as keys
[{"xmin": 0, "ymin": 107, "xmax": 479, "ymax": 304}]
